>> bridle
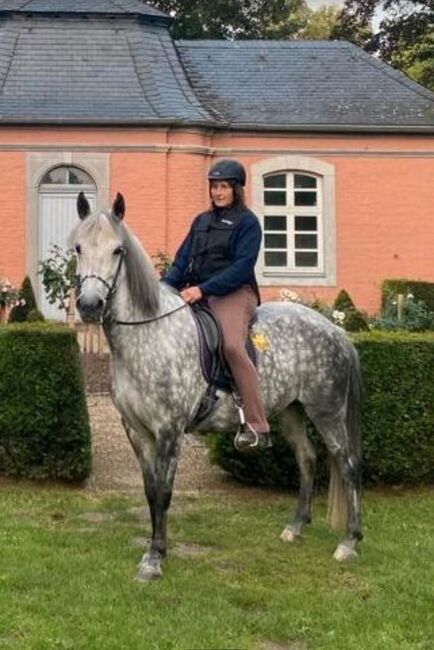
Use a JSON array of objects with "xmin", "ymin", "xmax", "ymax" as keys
[{"xmin": 77, "ymin": 247, "xmax": 188, "ymax": 325}]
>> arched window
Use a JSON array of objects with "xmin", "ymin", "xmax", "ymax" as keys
[
  {"xmin": 252, "ymin": 156, "xmax": 336, "ymax": 287},
  {"xmin": 40, "ymin": 165, "xmax": 96, "ymax": 189}
]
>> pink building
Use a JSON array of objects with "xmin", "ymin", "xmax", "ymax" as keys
[{"xmin": 0, "ymin": 0, "xmax": 433, "ymax": 316}]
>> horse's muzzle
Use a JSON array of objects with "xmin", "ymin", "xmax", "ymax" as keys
[{"xmin": 76, "ymin": 294, "xmax": 105, "ymax": 323}]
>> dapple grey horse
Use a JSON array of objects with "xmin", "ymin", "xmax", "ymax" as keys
[{"xmin": 70, "ymin": 192, "xmax": 362, "ymax": 581}]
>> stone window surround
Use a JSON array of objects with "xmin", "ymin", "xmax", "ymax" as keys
[
  {"xmin": 251, "ymin": 155, "xmax": 336, "ymax": 287},
  {"xmin": 26, "ymin": 151, "xmax": 109, "ymax": 291}
]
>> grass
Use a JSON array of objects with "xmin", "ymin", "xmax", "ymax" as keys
[{"xmin": 0, "ymin": 482, "xmax": 434, "ymax": 650}]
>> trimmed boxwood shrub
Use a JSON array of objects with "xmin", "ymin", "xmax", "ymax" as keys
[
  {"xmin": 208, "ymin": 331, "xmax": 434, "ymax": 488},
  {"xmin": 8, "ymin": 276, "xmax": 43, "ymax": 323},
  {"xmin": 333, "ymin": 289, "xmax": 369, "ymax": 332},
  {"xmin": 0, "ymin": 323, "xmax": 91, "ymax": 481},
  {"xmin": 356, "ymin": 331, "xmax": 434, "ymax": 483}
]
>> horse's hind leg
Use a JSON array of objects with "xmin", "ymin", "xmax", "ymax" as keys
[
  {"xmin": 307, "ymin": 411, "xmax": 362, "ymax": 561},
  {"xmin": 123, "ymin": 419, "xmax": 181, "ymax": 581},
  {"xmin": 278, "ymin": 403, "xmax": 316, "ymax": 543}
]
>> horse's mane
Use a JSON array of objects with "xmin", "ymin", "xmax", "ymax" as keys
[
  {"xmin": 118, "ymin": 220, "xmax": 160, "ymax": 316},
  {"xmin": 70, "ymin": 211, "xmax": 160, "ymax": 316}
]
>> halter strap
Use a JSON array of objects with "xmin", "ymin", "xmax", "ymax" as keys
[{"xmin": 77, "ymin": 250, "xmax": 189, "ymax": 325}]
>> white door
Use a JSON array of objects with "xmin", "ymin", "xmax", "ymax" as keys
[{"xmin": 38, "ymin": 191, "xmax": 96, "ymax": 320}]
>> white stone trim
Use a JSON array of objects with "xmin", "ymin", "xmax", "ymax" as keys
[
  {"xmin": 251, "ymin": 155, "xmax": 336, "ymax": 287},
  {"xmin": 26, "ymin": 151, "xmax": 109, "ymax": 295}
]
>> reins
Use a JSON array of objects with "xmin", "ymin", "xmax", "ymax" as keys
[
  {"xmin": 112, "ymin": 302, "xmax": 189, "ymax": 326},
  {"xmin": 77, "ymin": 249, "xmax": 189, "ymax": 326}
]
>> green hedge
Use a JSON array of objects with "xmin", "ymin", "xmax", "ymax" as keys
[
  {"xmin": 0, "ymin": 323, "xmax": 91, "ymax": 481},
  {"xmin": 382, "ymin": 279, "xmax": 434, "ymax": 311},
  {"xmin": 209, "ymin": 332, "xmax": 434, "ymax": 487}
]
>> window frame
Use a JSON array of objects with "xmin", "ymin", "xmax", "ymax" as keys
[{"xmin": 251, "ymin": 155, "xmax": 336, "ymax": 287}]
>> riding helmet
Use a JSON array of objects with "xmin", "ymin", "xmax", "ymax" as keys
[{"xmin": 208, "ymin": 159, "xmax": 246, "ymax": 187}]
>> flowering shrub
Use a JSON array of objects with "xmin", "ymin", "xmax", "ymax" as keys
[
  {"xmin": 152, "ymin": 250, "xmax": 172, "ymax": 276},
  {"xmin": 38, "ymin": 245, "xmax": 77, "ymax": 315},
  {"xmin": 279, "ymin": 289, "xmax": 347, "ymax": 329},
  {"xmin": 0, "ymin": 279, "xmax": 21, "ymax": 309}
]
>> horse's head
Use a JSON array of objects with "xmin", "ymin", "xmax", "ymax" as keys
[{"xmin": 71, "ymin": 192, "xmax": 126, "ymax": 323}]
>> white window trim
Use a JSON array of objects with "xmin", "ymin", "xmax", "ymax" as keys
[{"xmin": 251, "ymin": 155, "xmax": 336, "ymax": 287}]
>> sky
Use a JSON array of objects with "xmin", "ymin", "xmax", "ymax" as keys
[{"xmin": 307, "ymin": 0, "xmax": 343, "ymax": 7}]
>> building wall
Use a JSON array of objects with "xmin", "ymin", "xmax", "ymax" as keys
[
  {"xmin": 0, "ymin": 126, "xmax": 433, "ymax": 314},
  {"xmin": 0, "ymin": 151, "xmax": 25, "ymax": 288}
]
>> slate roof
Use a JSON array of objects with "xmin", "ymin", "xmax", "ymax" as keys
[
  {"xmin": 0, "ymin": 0, "xmax": 432, "ymax": 131},
  {"xmin": 0, "ymin": 14, "xmax": 213, "ymax": 124},
  {"xmin": 175, "ymin": 40, "xmax": 434, "ymax": 131},
  {"xmin": 0, "ymin": 0, "xmax": 168, "ymax": 19}
]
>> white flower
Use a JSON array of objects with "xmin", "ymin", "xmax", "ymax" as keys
[
  {"xmin": 280, "ymin": 289, "xmax": 300, "ymax": 303},
  {"xmin": 407, "ymin": 293, "xmax": 414, "ymax": 300},
  {"xmin": 332, "ymin": 310, "xmax": 346, "ymax": 323},
  {"xmin": 20, "ymin": 299, "xmax": 26, "ymax": 306}
]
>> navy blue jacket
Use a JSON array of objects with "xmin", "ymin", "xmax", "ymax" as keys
[{"xmin": 163, "ymin": 206, "xmax": 262, "ymax": 298}]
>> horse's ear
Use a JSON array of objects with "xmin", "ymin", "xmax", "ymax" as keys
[
  {"xmin": 112, "ymin": 192, "xmax": 125, "ymax": 221},
  {"xmin": 77, "ymin": 191, "xmax": 91, "ymax": 220}
]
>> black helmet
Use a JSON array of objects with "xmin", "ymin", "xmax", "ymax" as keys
[{"xmin": 208, "ymin": 159, "xmax": 246, "ymax": 187}]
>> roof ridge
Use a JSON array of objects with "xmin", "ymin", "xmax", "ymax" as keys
[
  {"xmin": 125, "ymin": 29, "xmax": 164, "ymax": 118},
  {"xmin": 175, "ymin": 39, "xmax": 347, "ymax": 47},
  {"xmin": 157, "ymin": 31, "xmax": 214, "ymax": 121}
]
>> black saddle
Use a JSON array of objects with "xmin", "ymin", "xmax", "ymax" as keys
[{"xmin": 189, "ymin": 302, "xmax": 257, "ymax": 427}]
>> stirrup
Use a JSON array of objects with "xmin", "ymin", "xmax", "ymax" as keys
[{"xmin": 234, "ymin": 423, "xmax": 272, "ymax": 452}]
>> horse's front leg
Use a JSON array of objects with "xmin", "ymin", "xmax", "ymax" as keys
[{"xmin": 123, "ymin": 419, "xmax": 181, "ymax": 581}]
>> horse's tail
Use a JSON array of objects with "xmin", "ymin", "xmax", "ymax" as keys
[{"xmin": 327, "ymin": 344, "xmax": 362, "ymax": 531}]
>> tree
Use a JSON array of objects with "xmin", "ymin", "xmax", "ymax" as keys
[
  {"xmin": 332, "ymin": 0, "xmax": 434, "ymax": 89},
  {"xmin": 300, "ymin": 5, "xmax": 342, "ymax": 40},
  {"xmin": 148, "ymin": 0, "xmax": 310, "ymax": 40}
]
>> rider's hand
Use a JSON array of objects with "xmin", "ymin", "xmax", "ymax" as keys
[{"xmin": 180, "ymin": 286, "xmax": 203, "ymax": 304}]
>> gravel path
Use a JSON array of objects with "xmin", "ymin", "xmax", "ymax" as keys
[{"xmin": 86, "ymin": 394, "xmax": 230, "ymax": 493}]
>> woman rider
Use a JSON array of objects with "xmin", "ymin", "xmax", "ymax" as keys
[{"xmin": 163, "ymin": 159, "xmax": 271, "ymax": 452}]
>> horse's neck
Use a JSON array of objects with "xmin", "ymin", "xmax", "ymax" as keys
[{"xmin": 104, "ymin": 280, "xmax": 184, "ymax": 352}]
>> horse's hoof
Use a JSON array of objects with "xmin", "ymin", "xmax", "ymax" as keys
[
  {"xmin": 136, "ymin": 562, "xmax": 163, "ymax": 582},
  {"xmin": 333, "ymin": 543, "xmax": 358, "ymax": 562},
  {"xmin": 280, "ymin": 527, "xmax": 301, "ymax": 543}
]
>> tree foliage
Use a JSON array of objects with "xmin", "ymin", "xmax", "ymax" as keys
[
  {"xmin": 149, "ymin": 0, "xmax": 310, "ymax": 40},
  {"xmin": 332, "ymin": 0, "xmax": 434, "ymax": 89},
  {"xmin": 300, "ymin": 5, "xmax": 343, "ymax": 40}
]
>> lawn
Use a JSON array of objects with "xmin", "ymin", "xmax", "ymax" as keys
[{"xmin": 0, "ymin": 482, "xmax": 433, "ymax": 650}]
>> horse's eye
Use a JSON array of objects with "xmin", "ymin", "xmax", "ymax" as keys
[
  {"xmin": 113, "ymin": 245, "xmax": 124, "ymax": 256},
  {"xmin": 75, "ymin": 244, "xmax": 81, "ymax": 255}
]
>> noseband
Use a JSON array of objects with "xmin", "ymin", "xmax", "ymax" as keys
[
  {"xmin": 77, "ymin": 248, "xmax": 125, "ymax": 322},
  {"xmin": 76, "ymin": 248, "xmax": 188, "ymax": 325}
]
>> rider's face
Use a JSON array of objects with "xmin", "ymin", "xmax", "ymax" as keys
[{"xmin": 210, "ymin": 181, "xmax": 234, "ymax": 208}]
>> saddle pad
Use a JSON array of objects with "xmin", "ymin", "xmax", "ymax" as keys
[{"xmin": 191, "ymin": 303, "xmax": 257, "ymax": 393}]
